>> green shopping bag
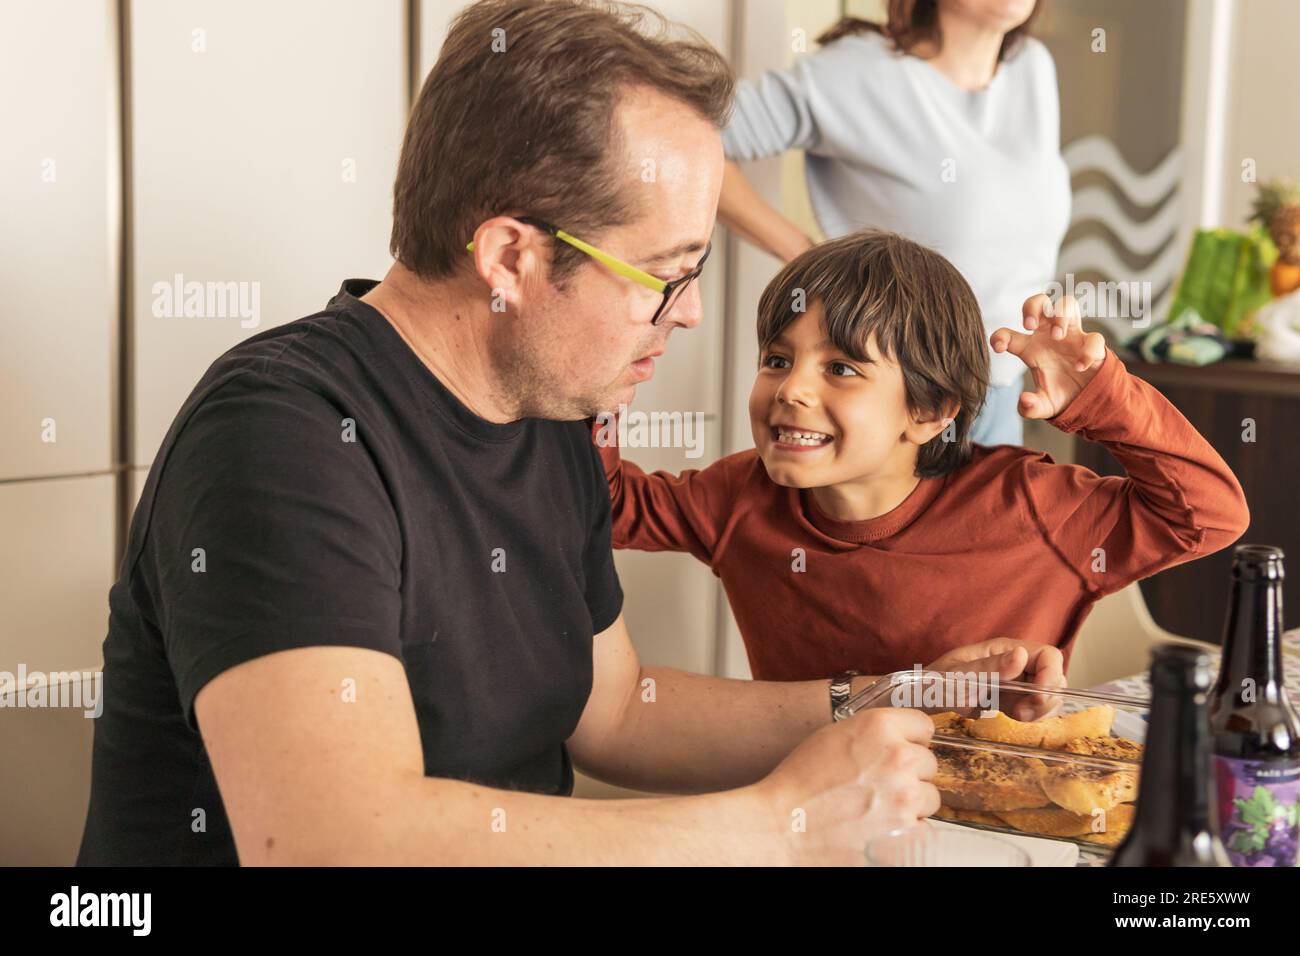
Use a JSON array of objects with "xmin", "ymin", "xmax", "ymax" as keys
[{"xmin": 1166, "ymin": 227, "xmax": 1275, "ymax": 338}]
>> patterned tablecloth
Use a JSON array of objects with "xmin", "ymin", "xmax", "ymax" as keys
[
  {"xmin": 1075, "ymin": 628, "xmax": 1300, "ymax": 866},
  {"xmin": 1090, "ymin": 629, "xmax": 1300, "ymax": 703}
]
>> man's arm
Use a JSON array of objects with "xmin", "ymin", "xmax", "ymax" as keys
[
  {"xmin": 566, "ymin": 616, "xmax": 1068, "ymax": 795},
  {"xmin": 196, "ymin": 642, "xmax": 938, "ymax": 866},
  {"xmin": 566, "ymin": 614, "xmax": 839, "ymax": 794},
  {"xmin": 194, "ymin": 645, "xmax": 777, "ymax": 865}
]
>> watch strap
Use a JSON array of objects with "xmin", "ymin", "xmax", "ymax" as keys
[{"xmin": 829, "ymin": 670, "xmax": 862, "ymax": 721}]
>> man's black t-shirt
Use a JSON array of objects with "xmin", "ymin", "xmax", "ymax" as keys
[{"xmin": 77, "ymin": 279, "xmax": 624, "ymax": 865}]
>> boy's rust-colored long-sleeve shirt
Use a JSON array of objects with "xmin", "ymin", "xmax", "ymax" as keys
[{"xmin": 596, "ymin": 350, "xmax": 1250, "ymax": 680}]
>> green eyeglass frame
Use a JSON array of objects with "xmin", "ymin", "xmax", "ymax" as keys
[{"xmin": 467, "ymin": 216, "xmax": 711, "ymax": 326}]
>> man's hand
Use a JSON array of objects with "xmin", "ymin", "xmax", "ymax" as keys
[
  {"xmin": 925, "ymin": 638, "xmax": 1066, "ymax": 721},
  {"xmin": 756, "ymin": 708, "xmax": 940, "ymax": 866},
  {"xmin": 991, "ymin": 293, "xmax": 1107, "ymax": 420}
]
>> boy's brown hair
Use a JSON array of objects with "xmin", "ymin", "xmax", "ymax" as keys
[
  {"xmin": 756, "ymin": 230, "xmax": 990, "ymax": 477},
  {"xmin": 390, "ymin": 0, "xmax": 735, "ymax": 288}
]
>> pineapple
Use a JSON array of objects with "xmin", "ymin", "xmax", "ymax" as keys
[{"xmin": 1250, "ymin": 178, "xmax": 1300, "ymax": 296}]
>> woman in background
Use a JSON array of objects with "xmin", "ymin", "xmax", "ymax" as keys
[{"xmin": 720, "ymin": 0, "xmax": 1070, "ymax": 446}]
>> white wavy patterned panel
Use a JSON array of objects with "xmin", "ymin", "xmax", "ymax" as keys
[
  {"xmin": 1057, "ymin": 235, "xmax": 1186, "ymax": 293},
  {"xmin": 1070, "ymin": 185, "xmax": 1182, "ymax": 258},
  {"xmin": 1061, "ymin": 135, "xmax": 1186, "ymax": 330},
  {"xmin": 1064, "ymin": 136, "xmax": 1183, "ymax": 207}
]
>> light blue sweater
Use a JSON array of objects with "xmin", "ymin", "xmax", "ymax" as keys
[{"xmin": 723, "ymin": 30, "xmax": 1071, "ymax": 387}]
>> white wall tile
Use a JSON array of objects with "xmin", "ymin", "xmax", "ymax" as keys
[
  {"xmin": 130, "ymin": 0, "xmax": 407, "ymax": 468},
  {"xmin": 0, "ymin": 689, "xmax": 97, "ymax": 865},
  {"xmin": 0, "ymin": 1, "xmax": 116, "ymax": 479},
  {"xmin": 0, "ymin": 475, "xmax": 115, "ymax": 675}
]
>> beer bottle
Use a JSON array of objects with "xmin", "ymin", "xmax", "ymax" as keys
[
  {"xmin": 1210, "ymin": 544, "xmax": 1300, "ymax": 867},
  {"xmin": 1110, "ymin": 643, "xmax": 1229, "ymax": 866}
]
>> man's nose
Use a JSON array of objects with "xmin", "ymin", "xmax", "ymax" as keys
[{"xmin": 661, "ymin": 281, "xmax": 704, "ymax": 331}]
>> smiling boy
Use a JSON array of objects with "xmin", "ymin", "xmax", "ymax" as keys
[{"xmin": 595, "ymin": 229, "xmax": 1251, "ymax": 680}]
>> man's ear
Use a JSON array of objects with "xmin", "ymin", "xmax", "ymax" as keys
[
  {"xmin": 467, "ymin": 216, "xmax": 548, "ymax": 313},
  {"xmin": 903, "ymin": 397, "xmax": 961, "ymax": 446}
]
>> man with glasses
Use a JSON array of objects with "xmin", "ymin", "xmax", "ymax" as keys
[{"xmin": 79, "ymin": 0, "xmax": 1062, "ymax": 867}]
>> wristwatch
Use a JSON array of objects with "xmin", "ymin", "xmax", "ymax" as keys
[{"xmin": 829, "ymin": 670, "xmax": 862, "ymax": 721}]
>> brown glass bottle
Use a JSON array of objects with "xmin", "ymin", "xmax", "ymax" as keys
[
  {"xmin": 1209, "ymin": 544, "xmax": 1300, "ymax": 867},
  {"xmin": 1110, "ymin": 644, "xmax": 1230, "ymax": 866}
]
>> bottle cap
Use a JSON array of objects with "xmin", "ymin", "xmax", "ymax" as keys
[
  {"xmin": 1232, "ymin": 544, "xmax": 1285, "ymax": 581},
  {"xmin": 1149, "ymin": 642, "xmax": 1213, "ymax": 696}
]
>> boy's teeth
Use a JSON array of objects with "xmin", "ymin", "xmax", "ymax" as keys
[{"xmin": 776, "ymin": 428, "xmax": 831, "ymax": 445}]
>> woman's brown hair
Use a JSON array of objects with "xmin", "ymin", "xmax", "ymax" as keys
[
  {"xmin": 756, "ymin": 230, "xmax": 990, "ymax": 478},
  {"xmin": 817, "ymin": 0, "xmax": 1041, "ymax": 62},
  {"xmin": 391, "ymin": 0, "xmax": 734, "ymax": 287}
]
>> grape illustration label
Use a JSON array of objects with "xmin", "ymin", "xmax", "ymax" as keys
[{"xmin": 1214, "ymin": 757, "xmax": 1300, "ymax": 867}]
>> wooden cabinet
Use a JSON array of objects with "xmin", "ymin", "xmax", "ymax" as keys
[{"xmin": 1073, "ymin": 354, "xmax": 1300, "ymax": 645}]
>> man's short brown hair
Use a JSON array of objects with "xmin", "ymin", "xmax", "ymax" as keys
[
  {"xmin": 756, "ymin": 230, "xmax": 990, "ymax": 477},
  {"xmin": 391, "ymin": 0, "xmax": 735, "ymax": 287}
]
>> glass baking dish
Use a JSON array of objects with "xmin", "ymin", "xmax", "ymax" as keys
[{"xmin": 835, "ymin": 670, "xmax": 1150, "ymax": 859}]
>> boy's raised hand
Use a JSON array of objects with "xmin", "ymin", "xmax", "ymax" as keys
[{"xmin": 990, "ymin": 293, "xmax": 1108, "ymax": 420}]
